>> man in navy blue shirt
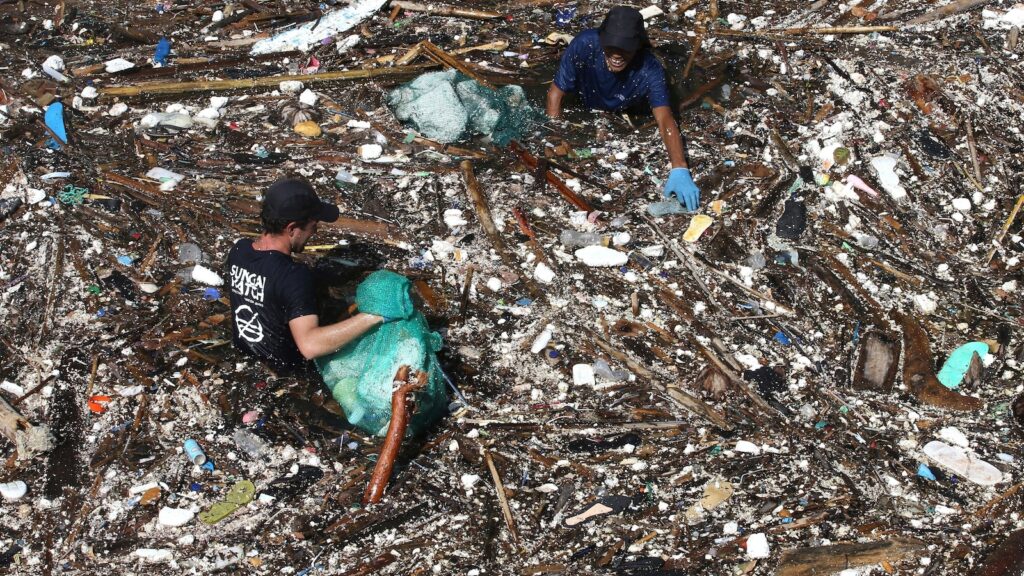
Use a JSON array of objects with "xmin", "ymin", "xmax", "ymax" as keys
[{"xmin": 546, "ymin": 6, "xmax": 700, "ymax": 211}]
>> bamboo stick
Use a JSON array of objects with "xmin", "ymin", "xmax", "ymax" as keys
[
  {"xmin": 906, "ymin": 0, "xmax": 994, "ymax": 25},
  {"xmin": 484, "ymin": 450, "xmax": 520, "ymax": 544},
  {"xmin": 419, "ymin": 40, "xmax": 495, "ymax": 90},
  {"xmin": 98, "ymin": 62, "xmax": 438, "ymax": 99},
  {"xmin": 392, "ymin": 1, "xmax": 502, "ymax": 20},
  {"xmin": 983, "ymin": 194, "xmax": 1024, "ymax": 265}
]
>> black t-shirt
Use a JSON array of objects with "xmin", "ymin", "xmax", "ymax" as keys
[{"xmin": 226, "ymin": 238, "xmax": 317, "ymax": 371}]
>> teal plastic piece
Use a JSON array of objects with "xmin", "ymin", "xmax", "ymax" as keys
[
  {"xmin": 316, "ymin": 271, "xmax": 447, "ymax": 436},
  {"xmin": 936, "ymin": 342, "xmax": 988, "ymax": 389},
  {"xmin": 45, "ymin": 102, "xmax": 68, "ymax": 149}
]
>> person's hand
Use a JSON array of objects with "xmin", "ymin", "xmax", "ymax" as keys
[{"xmin": 664, "ymin": 167, "xmax": 700, "ymax": 212}]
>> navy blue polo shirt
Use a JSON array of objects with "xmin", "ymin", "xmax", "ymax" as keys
[{"xmin": 553, "ymin": 29, "xmax": 670, "ymax": 112}]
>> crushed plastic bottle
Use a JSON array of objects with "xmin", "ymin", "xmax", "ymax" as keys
[
  {"xmin": 232, "ymin": 429, "xmax": 271, "ymax": 459},
  {"xmin": 647, "ymin": 200, "xmax": 688, "ymax": 217},
  {"xmin": 593, "ymin": 359, "xmax": 629, "ymax": 382},
  {"xmin": 560, "ymin": 230, "xmax": 609, "ymax": 247}
]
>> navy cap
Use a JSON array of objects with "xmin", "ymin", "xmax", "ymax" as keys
[
  {"xmin": 263, "ymin": 178, "xmax": 339, "ymax": 223},
  {"xmin": 599, "ymin": 6, "xmax": 647, "ymax": 53}
]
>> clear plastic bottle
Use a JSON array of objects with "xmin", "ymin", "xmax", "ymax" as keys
[
  {"xmin": 647, "ymin": 200, "xmax": 687, "ymax": 217},
  {"xmin": 560, "ymin": 230, "xmax": 609, "ymax": 247},
  {"xmin": 233, "ymin": 429, "xmax": 270, "ymax": 459}
]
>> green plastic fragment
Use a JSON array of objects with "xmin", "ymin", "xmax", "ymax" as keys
[
  {"xmin": 87, "ymin": 284, "xmax": 102, "ymax": 295},
  {"xmin": 403, "ymin": 131, "xmax": 417, "ymax": 144}
]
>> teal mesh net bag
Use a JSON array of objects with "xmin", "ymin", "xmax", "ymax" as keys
[
  {"xmin": 315, "ymin": 271, "xmax": 447, "ymax": 436},
  {"xmin": 387, "ymin": 70, "xmax": 540, "ymax": 146}
]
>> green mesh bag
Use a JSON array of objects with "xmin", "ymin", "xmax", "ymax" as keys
[
  {"xmin": 387, "ymin": 70, "xmax": 541, "ymax": 146},
  {"xmin": 315, "ymin": 271, "xmax": 447, "ymax": 437}
]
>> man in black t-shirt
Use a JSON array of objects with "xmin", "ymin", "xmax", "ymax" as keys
[{"xmin": 226, "ymin": 178, "xmax": 383, "ymax": 373}]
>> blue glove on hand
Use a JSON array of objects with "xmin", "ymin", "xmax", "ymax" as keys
[{"xmin": 664, "ymin": 167, "xmax": 700, "ymax": 212}]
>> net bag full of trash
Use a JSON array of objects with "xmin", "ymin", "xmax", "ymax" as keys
[
  {"xmin": 316, "ymin": 271, "xmax": 447, "ymax": 436},
  {"xmin": 387, "ymin": 70, "xmax": 539, "ymax": 145}
]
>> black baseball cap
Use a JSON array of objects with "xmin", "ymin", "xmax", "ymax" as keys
[
  {"xmin": 599, "ymin": 6, "xmax": 647, "ymax": 53},
  {"xmin": 263, "ymin": 177, "xmax": 339, "ymax": 223}
]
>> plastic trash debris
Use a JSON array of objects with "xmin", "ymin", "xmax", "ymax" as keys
[
  {"xmin": 775, "ymin": 199, "xmax": 806, "ymax": 239},
  {"xmin": 560, "ymin": 230, "xmax": 609, "ymax": 247},
  {"xmin": 0, "ymin": 481, "xmax": 27, "ymax": 501},
  {"xmin": 917, "ymin": 463, "xmax": 937, "ymax": 481},
  {"xmin": 870, "ymin": 156, "xmax": 907, "ymax": 201},
  {"xmin": 183, "ymin": 439, "xmax": 207, "ymax": 465},
  {"xmin": 845, "ymin": 174, "xmax": 879, "ymax": 197},
  {"xmin": 734, "ymin": 440, "xmax": 760, "ymax": 454},
  {"xmin": 250, "ymin": 0, "xmax": 388, "ymax": 54},
  {"xmin": 388, "ymin": 70, "xmax": 539, "ymax": 145},
  {"xmin": 936, "ymin": 342, "xmax": 989, "ymax": 389},
  {"xmin": 682, "ymin": 214, "xmax": 714, "ymax": 242},
  {"xmin": 293, "ymin": 120, "xmax": 322, "ymax": 138},
  {"xmin": 593, "ymin": 359, "xmax": 629, "ymax": 382},
  {"xmin": 105, "ymin": 58, "xmax": 134, "ymax": 73},
  {"xmin": 922, "ymin": 440, "xmax": 1003, "ymax": 486},
  {"xmin": 190, "ymin": 264, "xmax": 223, "ymax": 286},
  {"xmin": 158, "ymin": 507, "xmax": 195, "ymax": 527},
  {"xmin": 44, "ymin": 101, "xmax": 67, "ymax": 149},
  {"xmin": 534, "ymin": 263, "xmax": 556, "ymax": 283},
  {"xmin": 153, "ymin": 38, "xmax": 171, "ymax": 66},
  {"xmin": 232, "ymin": 429, "xmax": 271, "ymax": 459},
  {"xmin": 574, "ymin": 245, "xmax": 628, "ymax": 267},
  {"xmin": 316, "ymin": 271, "xmax": 447, "ymax": 436},
  {"xmin": 746, "ymin": 533, "xmax": 770, "ymax": 559},
  {"xmin": 938, "ymin": 426, "xmax": 970, "ymax": 448},
  {"xmin": 41, "ymin": 55, "xmax": 69, "ymax": 82},
  {"xmin": 572, "ymin": 364, "xmax": 595, "ymax": 386},
  {"xmin": 646, "ymin": 199, "xmax": 688, "ymax": 217},
  {"xmin": 199, "ymin": 480, "xmax": 255, "ymax": 524},
  {"xmin": 135, "ymin": 549, "xmax": 173, "ymax": 563},
  {"xmin": 564, "ymin": 494, "xmax": 634, "ymax": 527},
  {"xmin": 913, "ymin": 294, "xmax": 937, "ymax": 315}
]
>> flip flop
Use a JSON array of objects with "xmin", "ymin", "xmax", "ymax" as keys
[
  {"xmin": 564, "ymin": 494, "xmax": 634, "ymax": 527},
  {"xmin": 225, "ymin": 480, "xmax": 255, "ymax": 505},
  {"xmin": 199, "ymin": 480, "xmax": 256, "ymax": 524},
  {"xmin": 199, "ymin": 501, "xmax": 239, "ymax": 525}
]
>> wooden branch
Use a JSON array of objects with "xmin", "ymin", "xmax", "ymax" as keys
[
  {"xmin": 973, "ymin": 529, "xmax": 1024, "ymax": 576},
  {"xmin": 98, "ymin": 62, "xmax": 438, "ymax": 99},
  {"xmin": 906, "ymin": 0, "xmax": 994, "ymax": 25},
  {"xmin": 484, "ymin": 450, "xmax": 520, "ymax": 544},
  {"xmin": 781, "ymin": 25, "xmax": 897, "ymax": 34},
  {"xmin": 895, "ymin": 311, "xmax": 983, "ymax": 411},
  {"xmin": 364, "ymin": 366, "xmax": 417, "ymax": 505},
  {"xmin": 777, "ymin": 538, "xmax": 926, "ymax": 576},
  {"xmin": 392, "ymin": 1, "xmax": 502, "ymax": 19},
  {"xmin": 965, "ymin": 115, "xmax": 983, "ymax": 184},
  {"xmin": 0, "ymin": 394, "xmax": 54, "ymax": 460},
  {"xmin": 325, "ymin": 216, "xmax": 413, "ymax": 250},
  {"xmin": 508, "ymin": 141, "xmax": 595, "ymax": 212},
  {"xmin": 461, "ymin": 160, "xmax": 543, "ymax": 298},
  {"xmin": 418, "ymin": 40, "xmax": 495, "ymax": 90},
  {"xmin": 983, "ymin": 195, "xmax": 1023, "ymax": 265},
  {"xmin": 663, "ymin": 382, "xmax": 733, "ymax": 430}
]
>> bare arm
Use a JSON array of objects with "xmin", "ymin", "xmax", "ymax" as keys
[
  {"xmin": 546, "ymin": 84, "xmax": 566, "ymax": 118},
  {"xmin": 289, "ymin": 313, "xmax": 383, "ymax": 360},
  {"xmin": 653, "ymin": 105, "xmax": 687, "ymax": 169}
]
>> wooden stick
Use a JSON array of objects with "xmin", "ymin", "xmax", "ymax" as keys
[
  {"xmin": 777, "ymin": 538, "xmax": 926, "ymax": 576},
  {"xmin": 418, "ymin": 40, "xmax": 495, "ymax": 90},
  {"xmin": 984, "ymin": 194, "xmax": 1024, "ymax": 265},
  {"xmin": 325, "ymin": 216, "xmax": 413, "ymax": 250},
  {"xmin": 663, "ymin": 382, "xmax": 733, "ymax": 430},
  {"xmin": 965, "ymin": 115, "xmax": 983, "ymax": 184},
  {"xmin": 781, "ymin": 25, "xmax": 897, "ymax": 34},
  {"xmin": 461, "ymin": 161, "xmax": 543, "ymax": 298},
  {"xmin": 379, "ymin": 40, "xmax": 507, "ymax": 65},
  {"xmin": 509, "ymin": 141, "xmax": 594, "ymax": 212},
  {"xmin": 484, "ymin": 450, "xmax": 520, "ymax": 544},
  {"xmin": 363, "ymin": 366, "xmax": 418, "ymax": 505},
  {"xmin": 392, "ymin": 1, "xmax": 502, "ymax": 19},
  {"xmin": 906, "ymin": 0, "xmax": 994, "ymax": 25},
  {"xmin": 99, "ymin": 62, "xmax": 438, "ymax": 99},
  {"xmin": 0, "ymin": 395, "xmax": 54, "ymax": 460}
]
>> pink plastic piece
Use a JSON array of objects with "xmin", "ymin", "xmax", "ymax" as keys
[
  {"xmin": 242, "ymin": 410, "xmax": 260, "ymax": 424},
  {"xmin": 845, "ymin": 175, "xmax": 879, "ymax": 197}
]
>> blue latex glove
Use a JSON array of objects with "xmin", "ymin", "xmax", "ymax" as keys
[
  {"xmin": 154, "ymin": 37, "xmax": 171, "ymax": 66},
  {"xmin": 663, "ymin": 167, "xmax": 700, "ymax": 212}
]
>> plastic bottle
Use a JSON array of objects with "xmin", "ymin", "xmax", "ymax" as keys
[
  {"xmin": 560, "ymin": 230, "xmax": 609, "ymax": 247},
  {"xmin": 593, "ymin": 359, "xmax": 629, "ymax": 382},
  {"xmin": 232, "ymin": 429, "xmax": 270, "ymax": 459},
  {"xmin": 855, "ymin": 234, "xmax": 879, "ymax": 249}
]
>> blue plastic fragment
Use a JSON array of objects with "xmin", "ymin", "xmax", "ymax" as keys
[
  {"xmin": 773, "ymin": 331, "xmax": 791, "ymax": 346},
  {"xmin": 190, "ymin": 482, "xmax": 202, "ymax": 492},
  {"xmin": 917, "ymin": 463, "xmax": 936, "ymax": 481},
  {"xmin": 203, "ymin": 287, "xmax": 221, "ymax": 300},
  {"xmin": 116, "ymin": 255, "xmax": 134, "ymax": 266},
  {"xmin": 97, "ymin": 307, "xmax": 107, "ymax": 317},
  {"xmin": 936, "ymin": 342, "xmax": 989, "ymax": 390},
  {"xmin": 814, "ymin": 421, "xmax": 828, "ymax": 430},
  {"xmin": 201, "ymin": 460, "xmax": 215, "ymax": 472},
  {"xmin": 44, "ymin": 101, "xmax": 68, "ymax": 149},
  {"xmin": 153, "ymin": 37, "xmax": 171, "ymax": 66},
  {"xmin": 515, "ymin": 298, "xmax": 533, "ymax": 306}
]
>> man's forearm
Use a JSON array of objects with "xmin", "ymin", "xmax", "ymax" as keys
[
  {"xmin": 299, "ymin": 313, "xmax": 382, "ymax": 360},
  {"xmin": 653, "ymin": 106, "xmax": 687, "ymax": 169},
  {"xmin": 546, "ymin": 84, "xmax": 565, "ymax": 118}
]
